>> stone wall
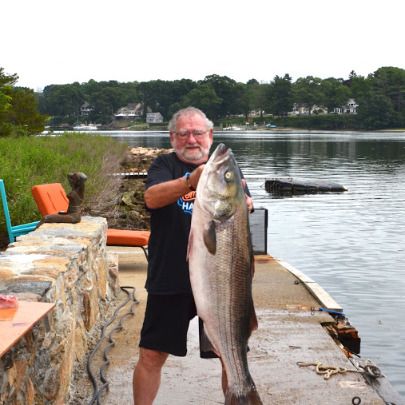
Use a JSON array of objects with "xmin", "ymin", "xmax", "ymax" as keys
[{"xmin": 0, "ymin": 217, "xmax": 119, "ymax": 405}]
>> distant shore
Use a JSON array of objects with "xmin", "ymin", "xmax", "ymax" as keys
[{"xmin": 44, "ymin": 125, "xmax": 405, "ymax": 134}]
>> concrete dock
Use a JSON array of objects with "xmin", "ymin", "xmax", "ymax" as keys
[{"xmin": 83, "ymin": 248, "xmax": 403, "ymax": 405}]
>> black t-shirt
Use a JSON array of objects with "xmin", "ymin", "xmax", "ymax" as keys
[{"xmin": 145, "ymin": 152, "xmax": 198, "ymax": 294}]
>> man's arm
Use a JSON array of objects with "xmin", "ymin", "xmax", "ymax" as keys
[{"xmin": 145, "ymin": 165, "xmax": 204, "ymax": 209}]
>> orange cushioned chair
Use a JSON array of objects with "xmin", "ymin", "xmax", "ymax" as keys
[{"xmin": 31, "ymin": 183, "xmax": 149, "ymax": 261}]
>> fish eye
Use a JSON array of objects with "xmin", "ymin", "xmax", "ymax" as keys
[{"xmin": 224, "ymin": 171, "xmax": 234, "ymax": 182}]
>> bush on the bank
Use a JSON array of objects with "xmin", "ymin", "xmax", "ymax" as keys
[
  {"xmin": 273, "ymin": 114, "xmax": 363, "ymax": 130},
  {"xmin": 0, "ymin": 133, "xmax": 127, "ymax": 244}
]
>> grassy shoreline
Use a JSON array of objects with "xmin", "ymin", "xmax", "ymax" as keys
[{"xmin": 0, "ymin": 134, "xmax": 127, "ymax": 246}]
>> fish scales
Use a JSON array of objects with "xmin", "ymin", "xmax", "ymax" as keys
[
  {"xmin": 213, "ymin": 215, "xmax": 251, "ymax": 379},
  {"xmin": 188, "ymin": 143, "xmax": 262, "ymax": 404}
]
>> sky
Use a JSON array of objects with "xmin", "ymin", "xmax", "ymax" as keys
[{"xmin": 2, "ymin": 0, "xmax": 405, "ymax": 91}]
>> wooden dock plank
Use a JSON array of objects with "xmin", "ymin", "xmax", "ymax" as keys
[
  {"xmin": 278, "ymin": 258, "xmax": 343, "ymax": 312},
  {"xmin": 152, "ymin": 260, "xmax": 388, "ymax": 404},
  {"xmin": 248, "ymin": 309, "xmax": 384, "ymax": 404},
  {"xmin": 0, "ymin": 301, "xmax": 55, "ymax": 357},
  {"xmin": 93, "ymin": 251, "xmax": 403, "ymax": 404}
]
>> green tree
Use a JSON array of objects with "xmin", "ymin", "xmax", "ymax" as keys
[
  {"xmin": 181, "ymin": 83, "xmax": 222, "ymax": 120},
  {"xmin": 120, "ymin": 81, "xmax": 139, "ymax": 106},
  {"xmin": 372, "ymin": 67, "xmax": 405, "ymax": 113},
  {"xmin": 320, "ymin": 78, "xmax": 351, "ymax": 112},
  {"xmin": 138, "ymin": 80, "xmax": 165, "ymax": 119},
  {"xmin": 292, "ymin": 76, "xmax": 323, "ymax": 114},
  {"xmin": 0, "ymin": 68, "xmax": 46, "ymax": 136},
  {"xmin": 0, "ymin": 68, "xmax": 18, "ymax": 135},
  {"xmin": 202, "ymin": 74, "xmax": 244, "ymax": 117},
  {"xmin": 267, "ymin": 74, "xmax": 293, "ymax": 116},
  {"xmin": 84, "ymin": 80, "xmax": 132, "ymax": 123},
  {"xmin": 243, "ymin": 80, "xmax": 270, "ymax": 119},
  {"xmin": 0, "ymin": 68, "xmax": 17, "ymax": 114},
  {"xmin": 166, "ymin": 79, "xmax": 197, "ymax": 118},
  {"xmin": 41, "ymin": 82, "xmax": 84, "ymax": 123},
  {"xmin": 5, "ymin": 87, "xmax": 47, "ymax": 134},
  {"xmin": 239, "ymin": 80, "xmax": 257, "ymax": 119},
  {"xmin": 345, "ymin": 73, "xmax": 372, "ymax": 101},
  {"xmin": 153, "ymin": 79, "xmax": 196, "ymax": 119},
  {"xmin": 357, "ymin": 93, "xmax": 398, "ymax": 129}
]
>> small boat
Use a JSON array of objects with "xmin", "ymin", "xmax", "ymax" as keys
[
  {"xmin": 72, "ymin": 123, "xmax": 98, "ymax": 131},
  {"xmin": 266, "ymin": 177, "xmax": 347, "ymax": 194},
  {"xmin": 223, "ymin": 125, "xmax": 243, "ymax": 131}
]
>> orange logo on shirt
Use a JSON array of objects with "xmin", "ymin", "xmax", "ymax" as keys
[
  {"xmin": 183, "ymin": 190, "xmax": 196, "ymax": 201},
  {"xmin": 177, "ymin": 190, "xmax": 196, "ymax": 215}
]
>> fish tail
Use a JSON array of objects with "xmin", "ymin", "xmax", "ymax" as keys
[{"xmin": 225, "ymin": 387, "xmax": 263, "ymax": 405}]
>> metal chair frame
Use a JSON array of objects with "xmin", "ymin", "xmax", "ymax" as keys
[{"xmin": 0, "ymin": 179, "xmax": 40, "ymax": 243}]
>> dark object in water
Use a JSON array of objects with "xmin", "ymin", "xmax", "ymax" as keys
[{"xmin": 265, "ymin": 178, "xmax": 347, "ymax": 195}]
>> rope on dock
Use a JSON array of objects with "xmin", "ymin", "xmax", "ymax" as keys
[
  {"xmin": 297, "ymin": 361, "xmax": 358, "ymax": 380},
  {"xmin": 297, "ymin": 359, "xmax": 382, "ymax": 380},
  {"xmin": 87, "ymin": 286, "xmax": 139, "ymax": 405}
]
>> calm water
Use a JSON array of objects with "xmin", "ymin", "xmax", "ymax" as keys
[{"xmin": 107, "ymin": 130, "xmax": 405, "ymax": 396}]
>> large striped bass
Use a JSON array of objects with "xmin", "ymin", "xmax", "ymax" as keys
[{"xmin": 188, "ymin": 143, "xmax": 262, "ymax": 404}]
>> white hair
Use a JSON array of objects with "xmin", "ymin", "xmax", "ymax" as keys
[{"xmin": 168, "ymin": 106, "xmax": 214, "ymax": 132}]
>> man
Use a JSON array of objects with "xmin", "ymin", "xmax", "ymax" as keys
[{"xmin": 133, "ymin": 107, "xmax": 253, "ymax": 404}]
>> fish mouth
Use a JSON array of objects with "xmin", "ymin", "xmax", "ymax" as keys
[
  {"xmin": 216, "ymin": 143, "xmax": 229, "ymax": 155},
  {"xmin": 211, "ymin": 143, "xmax": 231, "ymax": 166}
]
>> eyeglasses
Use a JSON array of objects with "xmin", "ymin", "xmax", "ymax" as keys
[{"xmin": 175, "ymin": 129, "xmax": 208, "ymax": 139}]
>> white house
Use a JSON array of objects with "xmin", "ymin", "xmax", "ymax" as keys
[
  {"xmin": 289, "ymin": 103, "xmax": 328, "ymax": 115},
  {"xmin": 290, "ymin": 103, "xmax": 309, "ymax": 115},
  {"xmin": 146, "ymin": 112, "xmax": 164, "ymax": 124},
  {"xmin": 114, "ymin": 103, "xmax": 143, "ymax": 119},
  {"xmin": 333, "ymin": 98, "xmax": 358, "ymax": 114},
  {"xmin": 290, "ymin": 98, "xmax": 358, "ymax": 116},
  {"xmin": 80, "ymin": 102, "xmax": 94, "ymax": 116}
]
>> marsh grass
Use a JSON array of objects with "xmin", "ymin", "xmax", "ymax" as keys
[{"xmin": 0, "ymin": 133, "xmax": 127, "ymax": 244}]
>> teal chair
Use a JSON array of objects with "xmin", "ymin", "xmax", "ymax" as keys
[{"xmin": 0, "ymin": 179, "xmax": 40, "ymax": 243}]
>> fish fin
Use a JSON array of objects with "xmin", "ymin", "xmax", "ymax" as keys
[
  {"xmin": 250, "ymin": 301, "xmax": 258, "ymax": 332},
  {"xmin": 203, "ymin": 220, "xmax": 216, "ymax": 255},
  {"xmin": 225, "ymin": 387, "xmax": 263, "ymax": 405},
  {"xmin": 251, "ymin": 253, "xmax": 255, "ymax": 276},
  {"xmin": 198, "ymin": 319, "xmax": 219, "ymax": 356}
]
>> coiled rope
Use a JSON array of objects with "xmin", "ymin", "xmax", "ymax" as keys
[
  {"xmin": 297, "ymin": 358, "xmax": 382, "ymax": 380},
  {"xmin": 87, "ymin": 286, "xmax": 139, "ymax": 405},
  {"xmin": 297, "ymin": 361, "xmax": 358, "ymax": 380}
]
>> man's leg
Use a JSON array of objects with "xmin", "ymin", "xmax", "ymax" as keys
[
  {"xmin": 198, "ymin": 319, "xmax": 228, "ymax": 396},
  {"xmin": 133, "ymin": 347, "xmax": 169, "ymax": 405}
]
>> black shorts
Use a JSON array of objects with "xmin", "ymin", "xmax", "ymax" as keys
[{"xmin": 139, "ymin": 293, "xmax": 218, "ymax": 358}]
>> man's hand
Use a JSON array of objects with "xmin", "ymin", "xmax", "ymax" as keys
[
  {"xmin": 241, "ymin": 178, "xmax": 254, "ymax": 213},
  {"xmin": 245, "ymin": 195, "xmax": 254, "ymax": 213},
  {"xmin": 188, "ymin": 165, "xmax": 205, "ymax": 190}
]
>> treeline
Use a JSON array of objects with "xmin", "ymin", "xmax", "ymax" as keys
[
  {"xmin": 38, "ymin": 67, "xmax": 405, "ymax": 130},
  {"xmin": 1, "ymin": 66, "xmax": 405, "ymax": 136}
]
